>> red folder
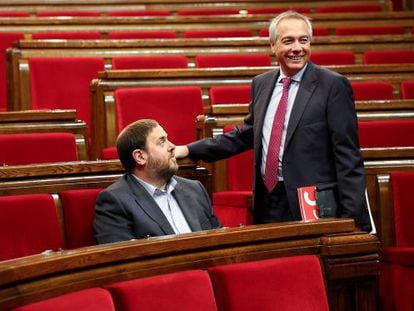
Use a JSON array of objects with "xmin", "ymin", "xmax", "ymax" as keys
[{"xmin": 297, "ymin": 186, "xmax": 319, "ymax": 222}]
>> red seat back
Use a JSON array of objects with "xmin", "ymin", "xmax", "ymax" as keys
[
  {"xmin": 31, "ymin": 32, "xmax": 101, "ymax": 39},
  {"xmin": 209, "ymin": 85, "xmax": 251, "ymax": 105},
  {"xmin": 177, "ymin": 8, "xmax": 240, "ymax": 15},
  {"xmin": 363, "ymin": 50, "xmax": 414, "ymax": 64},
  {"xmin": 0, "ymin": 12, "xmax": 30, "ymax": 17},
  {"xmin": 335, "ymin": 26, "xmax": 405, "ymax": 36},
  {"xmin": 184, "ymin": 29, "xmax": 252, "ymax": 38},
  {"xmin": 12, "ymin": 288, "xmax": 115, "ymax": 311},
  {"xmin": 316, "ymin": 4, "xmax": 382, "ymax": 13},
  {"xmin": 60, "ymin": 188, "xmax": 103, "ymax": 249},
  {"xmin": 115, "ymin": 86, "xmax": 204, "ymax": 145},
  {"xmin": 0, "ymin": 32, "xmax": 25, "ymax": 111},
  {"xmin": 112, "ymin": 55, "xmax": 188, "ymax": 69},
  {"xmin": 107, "ymin": 31, "xmax": 177, "ymax": 39},
  {"xmin": 351, "ymin": 81, "xmax": 394, "ymax": 101},
  {"xmin": 248, "ymin": 7, "xmax": 310, "ymax": 14},
  {"xmin": 0, "ymin": 194, "xmax": 63, "ymax": 261},
  {"xmin": 390, "ymin": 172, "xmax": 414, "ymax": 247},
  {"xmin": 36, "ymin": 10, "xmax": 101, "ymax": 17},
  {"xmin": 310, "ymin": 51, "xmax": 355, "ymax": 66},
  {"xmin": 195, "ymin": 54, "xmax": 271, "ymax": 68},
  {"xmin": 106, "ymin": 270, "xmax": 218, "ymax": 311},
  {"xmin": 358, "ymin": 120, "xmax": 414, "ymax": 148},
  {"xmin": 401, "ymin": 80, "xmax": 414, "ymax": 99},
  {"xmin": 29, "ymin": 57, "xmax": 105, "ymax": 130},
  {"xmin": 0, "ymin": 132, "xmax": 78, "ymax": 166},
  {"xmin": 107, "ymin": 10, "xmax": 171, "ymax": 16},
  {"xmin": 208, "ymin": 255, "xmax": 329, "ymax": 311}
]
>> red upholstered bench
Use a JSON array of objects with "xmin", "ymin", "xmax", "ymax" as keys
[
  {"xmin": 0, "ymin": 194, "xmax": 64, "ymax": 261},
  {"xmin": 208, "ymin": 255, "xmax": 329, "ymax": 311},
  {"xmin": 60, "ymin": 188, "xmax": 103, "ymax": 249},
  {"xmin": 106, "ymin": 270, "xmax": 217, "ymax": 311}
]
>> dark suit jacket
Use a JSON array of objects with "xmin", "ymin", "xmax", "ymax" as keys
[
  {"xmin": 94, "ymin": 173, "xmax": 221, "ymax": 244},
  {"xmin": 188, "ymin": 62, "xmax": 372, "ymax": 231}
]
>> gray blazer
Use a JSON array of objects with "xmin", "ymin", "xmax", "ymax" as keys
[
  {"xmin": 188, "ymin": 62, "xmax": 372, "ymax": 231},
  {"xmin": 94, "ymin": 173, "xmax": 221, "ymax": 244}
]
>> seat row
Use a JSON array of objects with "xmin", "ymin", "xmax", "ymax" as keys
[
  {"xmin": 0, "ymin": 1, "xmax": 391, "ymax": 17},
  {"xmin": 12, "ymin": 255, "xmax": 329, "ymax": 311},
  {"xmin": 0, "ymin": 215, "xmax": 376, "ymax": 310}
]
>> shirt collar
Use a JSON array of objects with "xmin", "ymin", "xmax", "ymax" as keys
[
  {"xmin": 279, "ymin": 63, "xmax": 308, "ymax": 83},
  {"xmin": 133, "ymin": 175, "xmax": 177, "ymax": 196}
]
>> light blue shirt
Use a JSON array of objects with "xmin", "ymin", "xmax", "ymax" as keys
[
  {"xmin": 261, "ymin": 64, "xmax": 307, "ymax": 180},
  {"xmin": 134, "ymin": 176, "xmax": 192, "ymax": 234}
]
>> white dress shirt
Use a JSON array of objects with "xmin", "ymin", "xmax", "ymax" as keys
[
  {"xmin": 134, "ymin": 176, "xmax": 192, "ymax": 234},
  {"xmin": 261, "ymin": 65, "xmax": 307, "ymax": 180}
]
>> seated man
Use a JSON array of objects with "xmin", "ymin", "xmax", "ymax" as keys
[{"xmin": 94, "ymin": 119, "xmax": 221, "ymax": 244}]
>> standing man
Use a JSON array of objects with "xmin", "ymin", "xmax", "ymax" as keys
[
  {"xmin": 175, "ymin": 11, "xmax": 371, "ymax": 231},
  {"xmin": 94, "ymin": 119, "xmax": 221, "ymax": 244}
]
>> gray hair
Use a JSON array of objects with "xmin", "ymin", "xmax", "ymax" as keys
[{"xmin": 268, "ymin": 11, "xmax": 313, "ymax": 44}]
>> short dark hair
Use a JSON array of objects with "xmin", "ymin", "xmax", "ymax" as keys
[{"xmin": 116, "ymin": 119, "xmax": 158, "ymax": 172}]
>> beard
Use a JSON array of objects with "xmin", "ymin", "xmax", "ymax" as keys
[{"xmin": 147, "ymin": 155, "xmax": 178, "ymax": 180}]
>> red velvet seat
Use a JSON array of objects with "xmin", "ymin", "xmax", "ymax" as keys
[
  {"xmin": 0, "ymin": 132, "xmax": 78, "ymax": 166},
  {"xmin": 401, "ymin": 80, "xmax": 414, "ymax": 99},
  {"xmin": 29, "ymin": 57, "xmax": 105, "ymax": 133},
  {"xmin": 36, "ymin": 10, "xmax": 101, "ymax": 17},
  {"xmin": 0, "ymin": 194, "xmax": 63, "ymax": 261},
  {"xmin": 212, "ymin": 124, "xmax": 253, "ymax": 227},
  {"xmin": 310, "ymin": 51, "xmax": 355, "ymax": 66},
  {"xmin": 380, "ymin": 172, "xmax": 414, "ymax": 311},
  {"xmin": 106, "ymin": 270, "xmax": 218, "ymax": 311},
  {"xmin": 195, "ymin": 54, "xmax": 271, "ymax": 68},
  {"xmin": 316, "ymin": 4, "xmax": 382, "ymax": 13},
  {"xmin": 184, "ymin": 29, "xmax": 252, "ymax": 38},
  {"xmin": 248, "ymin": 7, "xmax": 310, "ymax": 14},
  {"xmin": 60, "ymin": 188, "xmax": 103, "ymax": 249},
  {"xmin": 12, "ymin": 288, "xmax": 115, "ymax": 311},
  {"xmin": 177, "ymin": 9, "xmax": 241, "ymax": 15},
  {"xmin": 208, "ymin": 255, "xmax": 329, "ymax": 311},
  {"xmin": 351, "ymin": 81, "xmax": 394, "ymax": 101},
  {"xmin": 259, "ymin": 27, "xmax": 329, "ymax": 37},
  {"xmin": 358, "ymin": 120, "xmax": 414, "ymax": 148},
  {"xmin": 363, "ymin": 50, "xmax": 414, "ymax": 64},
  {"xmin": 209, "ymin": 85, "xmax": 251, "ymax": 105},
  {"xmin": 0, "ymin": 32, "xmax": 25, "ymax": 111},
  {"xmin": 101, "ymin": 86, "xmax": 204, "ymax": 159},
  {"xmin": 111, "ymin": 55, "xmax": 188, "ymax": 69},
  {"xmin": 335, "ymin": 26, "xmax": 405, "ymax": 36},
  {"xmin": 107, "ymin": 10, "xmax": 171, "ymax": 16},
  {"xmin": 107, "ymin": 30, "xmax": 177, "ymax": 39},
  {"xmin": 31, "ymin": 31, "xmax": 101, "ymax": 40}
]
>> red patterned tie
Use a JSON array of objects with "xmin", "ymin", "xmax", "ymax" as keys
[{"xmin": 264, "ymin": 77, "xmax": 292, "ymax": 192}]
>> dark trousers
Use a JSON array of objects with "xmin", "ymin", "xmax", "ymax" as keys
[{"xmin": 258, "ymin": 181, "xmax": 294, "ymax": 224}]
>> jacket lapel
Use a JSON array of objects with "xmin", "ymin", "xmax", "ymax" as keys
[
  {"xmin": 254, "ymin": 70, "xmax": 279, "ymax": 161},
  {"xmin": 172, "ymin": 182, "xmax": 202, "ymax": 231},
  {"xmin": 284, "ymin": 62, "xmax": 318, "ymax": 150},
  {"xmin": 125, "ymin": 174, "xmax": 175, "ymax": 235}
]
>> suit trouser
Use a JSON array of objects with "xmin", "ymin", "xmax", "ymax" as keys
[{"xmin": 259, "ymin": 181, "xmax": 293, "ymax": 224}]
